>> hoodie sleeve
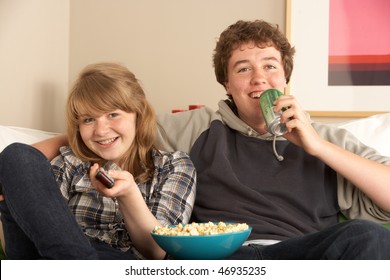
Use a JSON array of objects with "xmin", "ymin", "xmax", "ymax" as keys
[{"xmin": 313, "ymin": 122, "xmax": 390, "ymax": 223}]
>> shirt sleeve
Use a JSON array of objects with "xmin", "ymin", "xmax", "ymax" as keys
[
  {"xmin": 50, "ymin": 146, "xmax": 87, "ymax": 201},
  {"xmin": 313, "ymin": 123, "xmax": 390, "ymax": 223},
  {"xmin": 146, "ymin": 150, "xmax": 196, "ymax": 226}
]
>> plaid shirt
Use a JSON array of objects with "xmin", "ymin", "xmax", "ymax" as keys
[{"xmin": 51, "ymin": 146, "xmax": 196, "ymax": 256}]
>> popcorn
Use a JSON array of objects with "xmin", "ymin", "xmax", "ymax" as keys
[{"xmin": 152, "ymin": 221, "xmax": 249, "ymax": 236}]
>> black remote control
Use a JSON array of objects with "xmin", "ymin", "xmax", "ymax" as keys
[{"xmin": 95, "ymin": 167, "xmax": 115, "ymax": 188}]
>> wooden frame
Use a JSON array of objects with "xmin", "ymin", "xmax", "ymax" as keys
[{"xmin": 285, "ymin": 0, "xmax": 389, "ymax": 118}]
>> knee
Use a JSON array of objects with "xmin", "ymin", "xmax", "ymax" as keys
[
  {"xmin": 337, "ymin": 220, "xmax": 390, "ymax": 259},
  {"xmin": 343, "ymin": 219, "xmax": 390, "ymax": 242},
  {"xmin": 0, "ymin": 143, "xmax": 47, "ymax": 181},
  {"xmin": 1, "ymin": 143, "xmax": 44, "ymax": 166},
  {"xmin": 346, "ymin": 220, "xmax": 390, "ymax": 238}
]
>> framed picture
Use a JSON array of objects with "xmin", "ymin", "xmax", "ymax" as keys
[{"xmin": 286, "ymin": 0, "xmax": 390, "ymax": 117}]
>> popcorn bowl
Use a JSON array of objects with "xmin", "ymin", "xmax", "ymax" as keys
[{"xmin": 151, "ymin": 222, "xmax": 252, "ymax": 260}]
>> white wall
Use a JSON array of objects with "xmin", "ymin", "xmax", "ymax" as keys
[
  {"xmin": 0, "ymin": 0, "xmax": 69, "ymax": 132},
  {"xmin": 0, "ymin": 0, "xmax": 285, "ymax": 132},
  {"xmin": 69, "ymin": 0, "xmax": 286, "ymax": 118}
]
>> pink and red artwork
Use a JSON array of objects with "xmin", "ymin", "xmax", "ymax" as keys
[{"xmin": 328, "ymin": 0, "xmax": 390, "ymax": 85}]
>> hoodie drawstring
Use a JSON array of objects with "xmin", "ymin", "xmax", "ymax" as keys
[{"xmin": 272, "ymin": 135, "xmax": 284, "ymax": 161}]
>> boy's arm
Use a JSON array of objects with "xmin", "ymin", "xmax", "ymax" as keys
[{"xmin": 32, "ymin": 134, "xmax": 68, "ymax": 160}]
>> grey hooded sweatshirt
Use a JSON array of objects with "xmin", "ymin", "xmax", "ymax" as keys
[{"xmin": 156, "ymin": 100, "xmax": 390, "ymax": 241}]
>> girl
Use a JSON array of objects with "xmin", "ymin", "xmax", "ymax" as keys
[{"xmin": 0, "ymin": 63, "xmax": 196, "ymax": 259}]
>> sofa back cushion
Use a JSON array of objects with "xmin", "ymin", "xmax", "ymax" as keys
[
  {"xmin": 0, "ymin": 126, "xmax": 57, "ymax": 152},
  {"xmin": 334, "ymin": 113, "xmax": 390, "ymax": 157}
]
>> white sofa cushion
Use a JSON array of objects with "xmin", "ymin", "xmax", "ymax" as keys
[
  {"xmin": 333, "ymin": 113, "xmax": 390, "ymax": 157},
  {"xmin": 0, "ymin": 125, "xmax": 58, "ymax": 152}
]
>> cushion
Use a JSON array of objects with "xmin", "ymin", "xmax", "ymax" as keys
[
  {"xmin": 333, "ymin": 113, "xmax": 390, "ymax": 157},
  {"xmin": 0, "ymin": 125, "xmax": 58, "ymax": 152}
]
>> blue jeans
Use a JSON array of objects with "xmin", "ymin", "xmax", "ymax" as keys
[
  {"xmin": 228, "ymin": 219, "xmax": 390, "ymax": 260},
  {"xmin": 0, "ymin": 143, "xmax": 136, "ymax": 260}
]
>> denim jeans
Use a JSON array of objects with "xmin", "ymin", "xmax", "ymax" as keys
[
  {"xmin": 227, "ymin": 219, "xmax": 390, "ymax": 260},
  {"xmin": 0, "ymin": 143, "xmax": 136, "ymax": 260}
]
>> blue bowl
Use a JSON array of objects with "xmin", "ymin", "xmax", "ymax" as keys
[{"xmin": 151, "ymin": 223, "xmax": 252, "ymax": 260}]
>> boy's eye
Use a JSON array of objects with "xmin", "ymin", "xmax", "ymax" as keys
[
  {"xmin": 265, "ymin": 65, "xmax": 277, "ymax": 70},
  {"xmin": 238, "ymin": 67, "xmax": 250, "ymax": 73}
]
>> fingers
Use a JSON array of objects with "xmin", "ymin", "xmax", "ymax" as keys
[
  {"xmin": 89, "ymin": 163, "xmax": 113, "ymax": 192},
  {"xmin": 89, "ymin": 162, "xmax": 101, "ymax": 178},
  {"xmin": 89, "ymin": 163, "xmax": 104, "ymax": 186},
  {"xmin": 89, "ymin": 163, "xmax": 136, "ymax": 199},
  {"xmin": 274, "ymin": 95, "xmax": 307, "ymax": 125},
  {"xmin": 273, "ymin": 95, "xmax": 317, "ymax": 143},
  {"xmin": 284, "ymin": 117, "xmax": 303, "ymax": 133}
]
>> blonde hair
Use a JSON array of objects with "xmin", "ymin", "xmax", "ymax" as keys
[{"xmin": 66, "ymin": 62, "xmax": 157, "ymax": 183}]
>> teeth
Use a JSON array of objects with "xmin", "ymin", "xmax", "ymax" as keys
[
  {"xmin": 98, "ymin": 137, "xmax": 116, "ymax": 145},
  {"xmin": 250, "ymin": 92, "xmax": 261, "ymax": 98}
]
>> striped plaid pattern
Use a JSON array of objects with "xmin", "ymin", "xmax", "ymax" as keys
[{"xmin": 51, "ymin": 146, "xmax": 196, "ymax": 254}]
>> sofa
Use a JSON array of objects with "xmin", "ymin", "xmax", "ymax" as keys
[{"xmin": 1, "ymin": 113, "xmax": 390, "ymax": 258}]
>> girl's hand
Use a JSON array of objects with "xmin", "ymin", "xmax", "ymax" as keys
[
  {"xmin": 89, "ymin": 163, "xmax": 138, "ymax": 199},
  {"xmin": 89, "ymin": 163, "xmax": 166, "ymax": 259}
]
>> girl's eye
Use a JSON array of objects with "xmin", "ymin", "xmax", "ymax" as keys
[
  {"xmin": 82, "ymin": 118, "xmax": 94, "ymax": 124},
  {"xmin": 109, "ymin": 112, "xmax": 119, "ymax": 118}
]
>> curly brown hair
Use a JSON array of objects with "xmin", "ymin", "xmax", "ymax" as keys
[{"xmin": 213, "ymin": 20, "xmax": 295, "ymax": 88}]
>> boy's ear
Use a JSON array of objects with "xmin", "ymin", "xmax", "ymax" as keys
[{"xmin": 224, "ymin": 82, "xmax": 230, "ymax": 94}]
